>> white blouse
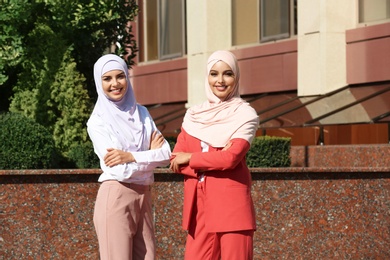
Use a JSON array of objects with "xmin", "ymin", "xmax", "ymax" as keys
[
  {"xmin": 87, "ymin": 105, "xmax": 171, "ymax": 185},
  {"xmin": 198, "ymin": 141, "xmax": 209, "ymax": 182}
]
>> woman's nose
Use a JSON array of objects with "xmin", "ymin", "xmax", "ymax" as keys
[
  {"xmin": 112, "ymin": 79, "xmax": 119, "ymax": 86},
  {"xmin": 217, "ymin": 75, "xmax": 224, "ymax": 83}
]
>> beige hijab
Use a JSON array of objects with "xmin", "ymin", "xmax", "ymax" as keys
[{"xmin": 182, "ymin": 50, "xmax": 259, "ymax": 147}]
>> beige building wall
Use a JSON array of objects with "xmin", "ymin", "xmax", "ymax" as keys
[
  {"xmin": 186, "ymin": 0, "xmax": 232, "ymax": 107},
  {"xmin": 297, "ymin": 0, "xmax": 356, "ymax": 96},
  {"xmin": 187, "ymin": 0, "xmax": 360, "ymax": 100}
]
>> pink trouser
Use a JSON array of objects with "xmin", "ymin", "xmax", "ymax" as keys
[
  {"xmin": 93, "ymin": 181, "xmax": 155, "ymax": 260},
  {"xmin": 184, "ymin": 182, "xmax": 254, "ymax": 260}
]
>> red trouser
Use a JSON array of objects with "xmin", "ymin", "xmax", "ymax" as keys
[
  {"xmin": 184, "ymin": 181, "xmax": 254, "ymax": 260},
  {"xmin": 93, "ymin": 181, "xmax": 155, "ymax": 260}
]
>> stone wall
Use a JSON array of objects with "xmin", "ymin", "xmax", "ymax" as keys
[{"xmin": 1, "ymin": 145, "xmax": 389, "ymax": 259}]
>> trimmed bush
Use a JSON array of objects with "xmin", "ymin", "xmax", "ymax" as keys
[
  {"xmin": 0, "ymin": 113, "xmax": 57, "ymax": 169},
  {"xmin": 247, "ymin": 136, "xmax": 291, "ymax": 167},
  {"xmin": 165, "ymin": 136, "xmax": 177, "ymax": 152}
]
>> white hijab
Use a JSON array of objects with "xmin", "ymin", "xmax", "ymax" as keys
[
  {"xmin": 91, "ymin": 54, "xmax": 146, "ymax": 151},
  {"xmin": 183, "ymin": 50, "xmax": 259, "ymax": 147}
]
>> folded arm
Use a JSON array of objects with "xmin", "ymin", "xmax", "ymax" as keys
[{"xmin": 170, "ymin": 138, "xmax": 250, "ymax": 175}]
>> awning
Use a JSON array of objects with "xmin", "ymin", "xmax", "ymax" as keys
[
  {"xmin": 248, "ymin": 81, "xmax": 390, "ymax": 129},
  {"xmin": 146, "ymin": 81, "xmax": 390, "ymax": 138}
]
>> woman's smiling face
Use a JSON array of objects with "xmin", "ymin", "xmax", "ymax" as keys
[
  {"xmin": 208, "ymin": 61, "xmax": 236, "ymax": 101},
  {"xmin": 101, "ymin": 70, "xmax": 128, "ymax": 101}
]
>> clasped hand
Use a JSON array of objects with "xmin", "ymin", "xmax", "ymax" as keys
[
  {"xmin": 169, "ymin": 141, "xmax": 232, "ymax": 173},
  {"xmin": 104, "ymin": 131, "xmax": 164, "ymax": 167},
  {"xmin": 169, "ymin": 152, "xmax": 192, "ymax": 173}
]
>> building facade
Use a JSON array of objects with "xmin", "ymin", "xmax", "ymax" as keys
[{"xmin": 130, "ymin": 0, "xmax": 390, "ymax": 146}]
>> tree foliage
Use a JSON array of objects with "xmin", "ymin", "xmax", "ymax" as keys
[
  {"xmin": 1, "ymin": 0, "xmax": 138, "ymax": 166},
  {"xmin": 50, "ymin": 47, "xmax": 91, "ymax": 154},
  {"xmin": 0, "ymin": 0, "xmax": 29, "ymax": 111}
]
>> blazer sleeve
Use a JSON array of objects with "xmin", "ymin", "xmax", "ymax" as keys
[
  {"xmin": 171, "ymin": 129, "xmax": 198, "ymax": 178},
  {"xmin": 189, "ymin": 138, "xmax": 250, "ymax": 171}
]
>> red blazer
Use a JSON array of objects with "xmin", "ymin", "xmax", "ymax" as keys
[{"xmin": 172, "ymin": 128, "xmax": 256, "ymax": 233}]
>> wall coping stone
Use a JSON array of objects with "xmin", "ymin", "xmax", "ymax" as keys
[{"xmin": 1, "ymin": 167, "xmax": 389, "ymax": 176}]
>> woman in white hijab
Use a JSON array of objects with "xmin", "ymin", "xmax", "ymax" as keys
[
  {"xmin": 87, "ymin": 54, "xmax": 171, "ymax": 260},
  {"xmin": 170, "ymin": 50, "xmax": 259, "ymax": 260}
]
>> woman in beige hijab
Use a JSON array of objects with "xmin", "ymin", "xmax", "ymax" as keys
[{"xmin": 170, "ymin": 50, "xmax": 259, "ymax": 260}]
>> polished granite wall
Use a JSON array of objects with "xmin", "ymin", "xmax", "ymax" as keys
[
  {"xmin": 290, "ymin": 144, "xmax": 390, "ymax": 167},
  {"xmin": 0, "ymin": 145, "xmax": 389, "ymax": 259}
]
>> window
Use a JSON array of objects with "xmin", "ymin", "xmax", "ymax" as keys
[
  {"xmin": 359, "ymin": 0, "xmax": 390, "ymax": 23},
  {"xmin": 260, "ymin": 0, "xmax": 293, "ymax": 42},
  {"xmin": 159, "ymin": 0, "xmax": 186, "ymax": 60},
  {"xmin": 139, "ymin": 0, "xmax": 186, "ymax": 62},
  {"xmin": 232, "ymin": 0, "xmax": 297, "ymax": 46}
]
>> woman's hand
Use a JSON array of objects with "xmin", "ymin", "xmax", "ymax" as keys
[
  {"xmin": 150, "ymin": 131, "xmax": 164, "ymax": 150},
  {"xmin": 169, "ymin": 152, "xmax": 192, "ymax": 173},
  {"xmin": 104, "ymin": 148, "xmax": 135, "ymax": 167},
  {"xmin": 222, "ymin": 141, "xmax": 232, "ymax": 151}
]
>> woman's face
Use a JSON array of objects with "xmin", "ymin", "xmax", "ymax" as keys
[
  {"xmin": 101, "ymin": 70, "xmax": 127, "ymax": 101},
  {"xmin": 208, "ymin": 61, "xmax": 236, "ymax": 101}
]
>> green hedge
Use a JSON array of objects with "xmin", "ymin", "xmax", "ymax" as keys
[
  {"xmin": 246, "ymin": 136, "xmax": 291, "ymax": 167},
  {"xmin": 0, "ymin": 115, "xmax": 290, "ymax": 170},
  {"xmin": 0, "ymin": 113, "xmax": 57, "ymax": 169}
]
